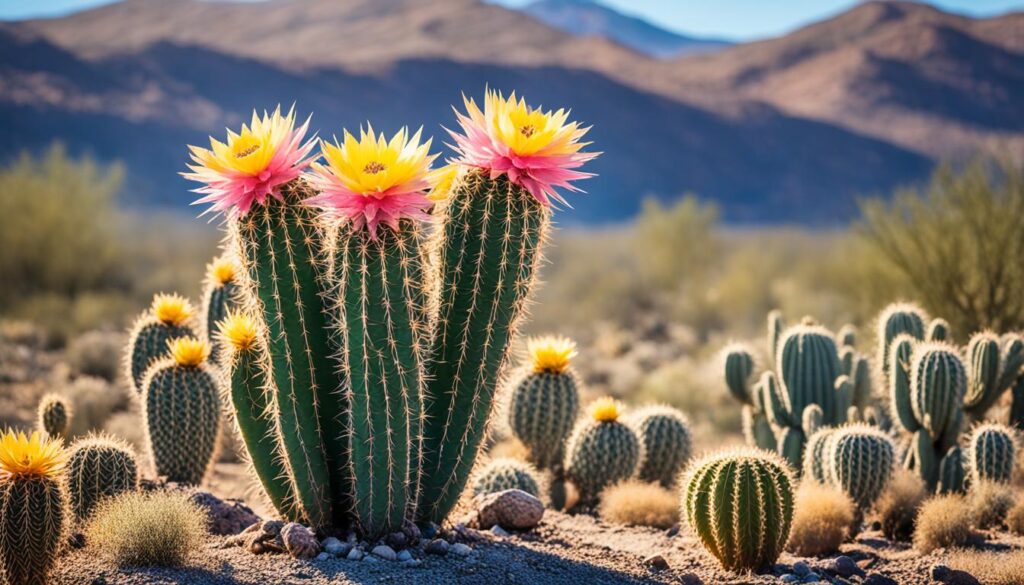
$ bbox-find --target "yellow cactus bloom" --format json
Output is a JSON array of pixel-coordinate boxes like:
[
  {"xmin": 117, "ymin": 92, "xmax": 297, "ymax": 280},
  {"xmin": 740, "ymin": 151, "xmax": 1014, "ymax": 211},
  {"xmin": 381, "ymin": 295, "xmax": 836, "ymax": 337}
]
[
  {"xmin": 207, "ymin": 256, "xmax": 238, "ymax": 286},
  {"xmin": 169, "ymin": 337, "xmax": 210, "ymax": 367},
  {"xmin": 313, "ymin": 126, "xmax": 436, "ymax": 199},
  {"xmin": 527, "ymin": 335, "xmax": 577, "ymax": 374},
  {"xmin": 151, "ymin": 293, "xmax": 194, "ymax": 326},
  {"xmin": 589, "ymin": 397, "xmax": 623, "ymax": 423},
  {"xmin": 473, "ymin": 90, "xmax": 587, "ymax": 158},
  {"xmin": 0, "ymin": 430, "xmax": 65, "ymax": 479},
  {"xmin": 217, "ymin": 311, "xmax": 259, "ymax": 352},
  {"xmin": 426, "ymin": 164, "xmax": 460, "ymax": 202}
]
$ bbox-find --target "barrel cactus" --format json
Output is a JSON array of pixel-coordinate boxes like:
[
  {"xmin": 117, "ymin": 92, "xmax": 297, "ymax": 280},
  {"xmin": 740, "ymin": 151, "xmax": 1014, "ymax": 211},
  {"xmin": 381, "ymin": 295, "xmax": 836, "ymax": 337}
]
[
  {"xmin": 201, "ymin": 255, "xmax": 240, "ymax": 364},
  {"xmin": 507, "ymin": 335, "xmax": 581, "ymax": 472},
  {"xmin": 625, "ymin": 405, "xmax": 692, "ymax": 488},
  {"xmin": 471, "ymin": 458, "xmax": 541, "ymax": 498},
  {"xmin": 0, "ymin": 430, "xmax": 68, "ymax": 585},
  {"xmin": 682, "ymin": 448, "xmax": 794, "ymax": 573},
  {"xmin": 828, "ymin": 423, "xmax": 895, "ymax": 512},
  {"xmin": 66, "ymin": 434, "xmax": 138, "ymax": 521},
  {"xmin": 802, "ymin": 427, "xmax": 836, "ymax": 484},
  {"xmin": 36, "ymin": 394, "xmax": 70, "ymax": 441},
  {"xmin": 140, "ymin": 337, "xmax": 221, "ymax": 485},
  {"xmin": 876, "ymin": 302, "xmax": 927, "ymax": 379},
  {"xmin": 564, "ymin": 398, "xmax": 641, "ymax": 506},
  {"xmin": 965, "ymin": 423, "xmax": 1017, "ymax": 485},
  {"xmin": 125, "ymin": 293, "xmax": 197, "ymax": 393}
]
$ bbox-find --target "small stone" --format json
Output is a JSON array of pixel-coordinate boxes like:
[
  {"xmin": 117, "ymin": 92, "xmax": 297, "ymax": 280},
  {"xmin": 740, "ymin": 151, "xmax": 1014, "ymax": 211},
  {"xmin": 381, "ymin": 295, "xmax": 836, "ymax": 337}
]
[
  {"xmin": 386, "ymin": 531, "xmax": 408, "ymax": 550},
  {"xmin": 401, "ymin": 519, "xmax": 422, "ymax": 545},
  {"xmin": 801, "ymin": 575, "xmax": 820, "ymax": 583},
  {"xmin": 471, "ymin": 489, "xmax": 544, "ymax": 530},
  {"xmin": 397, "ymin": 549, "xmax": 413, "ymax": 562},
  {"xmin": 643, "ymin": 554, "xmax": 669, "ymax": 571},
  {"xmin": 863, "ymin": 575, "xmax": 899, "ymax": 585},
  {"xmin": 666, "ymin": 524, "xmax": 680, "ymax": 537},
  {"xmin": 322, "ymin": 537, "xmax": 345, "ymax": 556},
  {"xmin": 419, "ymin": 522, "xmax": 440, "ymax": 540},
  {"xmin": 363, "ymin": 555, "xmax": 379, "ymax": 563},
  {"xmin": 346, "ymin": 548, "xmax": 364, "ymax": 561},
  {"xmin": 281, "ymin": 523, "xmax": 320, "ymax": 559},
  {"xmin": 793, "ymin": 561, "xmax": 811, "ymax": 577},
  {"xmin": 425, "ymin": 538, "xmax": 450, "ymax": 555},
  {"xmin": 371, "ymin": 544, "xmax": 397, "ymax": 561},
  {"xmin": 315, "ymin": 552, "xmax": 330, "ymax": 562},
  {"xmin": 490, "ymin": 525, "xmax": 511, "ymax": 537},
  {"xmin": 932, "ymin": 565, "xmax": 952, "ymax": 580},
  {"xmin": 451, "ymin": 542, "xmax": 473, "ymax": 557},
  {"xmin": 831, "ymin": 556, "xmax": 864, "ymax": 578},
  {"xmin": 678, "ymin": 574, "xmax": 702, "ymax": 585},
  {"xmin": 403, "ymin": 559, "xmax": 423, "ymax": 567},
  {"xmin": 780, "ymin": 576, "xmax": 799, "ymax": 584},
  {"xmin": 931, "ymin": 564, "xmax": 981, "ymax": 585},
  {"xmin": 870, "ymin": 520, "xmax": 882, "ymax": 531},
  {"xmin": 188, "ymin": 491, "xmax": 259, "ymax": 536}
]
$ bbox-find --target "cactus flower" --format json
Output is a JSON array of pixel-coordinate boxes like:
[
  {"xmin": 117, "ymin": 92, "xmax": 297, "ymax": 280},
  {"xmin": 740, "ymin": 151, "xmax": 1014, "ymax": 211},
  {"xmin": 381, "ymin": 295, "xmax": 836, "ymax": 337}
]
[
  {"xmin": 169, "ymin": 337, "xmax": 211, "ymax": 367},
  {"xmin": 217, "ymin": 310, "xmax": 259, "ymax": 352},
  {"xmin": 306, "ymin": 125, "xmax": 438, "ymax": 238},
  {"xmin": 448, "ymin": 89, "xmax": 599, "ymax": 206},
  {"xmin": 152, "ymin": 293, "xmax": 194, "ymax": 326},
  {"xmin": 185, "ymin": 105, "xmax": 316, "ymax": 217},
  {"xmin": 0, "ymin": 430, "xmax": 65, "ymax": 479},
  {"xmin": 589, "ymin": 396, "xmax": 623, "ymax": 423},
  {"xmin": 207, "ymin": 256, "xmax": 238, "ymax": 286},
  {"xmin": 527, "ymin": 335, "xmax": 577, "ymax": 374}
]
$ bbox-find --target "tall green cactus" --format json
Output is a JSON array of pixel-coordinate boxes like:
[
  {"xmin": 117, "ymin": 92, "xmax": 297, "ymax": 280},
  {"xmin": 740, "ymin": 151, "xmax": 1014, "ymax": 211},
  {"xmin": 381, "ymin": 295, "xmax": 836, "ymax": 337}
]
[
  {"xmin": 682, "ymin": 448, "xmax": 794, "ymax": 573},
  {"xmin": 66, "ymin": 434, "xmax": 138, "ymax": 521},
  {"xmin": 625, "ymin": 405, "xmax": 692, "ymax": 488},
  {"xmin": 966, "ymin": 423, "xmax": 1017, "ymax": 484},
  {"xmin": 471, "ymin": 458, "xmax": 541, "ymax": 498},
  {"xmin": 828, "ymin": 423, "xmax": 895, "ymax": 512},
  {"xmin": 201, "ymin": 255, "xmax": 240, "ymax": 364},
  {"xmin": 937, "ymin": 446, "xmax": 965, "ymax": 494},
  {"xmin": 36, "ymin": 394, "xmax": 70, "ymax": 441},
  {"xmin": 125, "ymin": 293, "xmax": 197, "ymax": 393},
  {"xmin": 724, "ymin": 344, "xmax": 776, "ymax": 451},
  {"xmin": 876, "ymin": 302, "xmax": 927, "ymax": 379},
  {"xmin": 564, "ymin": 398, "xmax": 640, "ymax": 506},
  {"xmin": 141, "ymin": 337, "xmax": 221, "ymax": 486}
]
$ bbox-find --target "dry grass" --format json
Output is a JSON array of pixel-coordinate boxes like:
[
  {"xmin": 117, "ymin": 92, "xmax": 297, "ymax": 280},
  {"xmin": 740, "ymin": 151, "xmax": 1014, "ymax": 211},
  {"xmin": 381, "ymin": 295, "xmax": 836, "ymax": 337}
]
[
  {"xmin": 914, "ymin": 495, "xmax": 976, "ymax": 552},
  {"xmin": 86, "ymin": 491, "xmax": 207, "ymax": 567},
  {"xmin": 598, "ymin": 480, "xmax": 679, "ymax": 529},
  {"xmin": 970, "ymin": 481, "xmax": 1017, "ymax": 529},
  {"xmin": 1009, "ymin": 495, "xmax": 1024, "ymax": 535},
  {"xmin": 60, "ymin": 376, "xmax": 130, "ymax": 438},
  {"xmin": 948, "ymin": 550, "xmax": 1024, "ymax": 585},
  {"xmin": 876, "ymin": 468, "xmax": 927, "ymax": 542},
  {"xmin": 786, "ymin": 481, "xmax": 855, "ymax": 556},
  {"xmin": 66, "ymin": 330, "xmax": 124, "ymax": 382}
]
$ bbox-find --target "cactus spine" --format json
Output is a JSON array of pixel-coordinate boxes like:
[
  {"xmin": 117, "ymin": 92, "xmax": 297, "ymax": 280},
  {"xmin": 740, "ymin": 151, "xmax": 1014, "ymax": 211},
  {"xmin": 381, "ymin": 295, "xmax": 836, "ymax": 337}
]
[
  {"xmin": 471, "ymin": 458, "xmax": 541, "ymax": 498},
  {"xmin": 125, "ymin": 293, "xmax": 197, "ymax": 393},
  {"xmin": 141, "ymin": 337, "xmax": 222, "ymax": 485},
  {"xmin": 37, "ymin": 394, "xmax": 70, "ymax": 440},
  {"xmin": 626, "ymin": 405, "xmax": 692, "ymax": 488},
  {"xmin": 828, "ymin": 424, "xmax": 895, "ymax": 512},
  {"xmin": 564, "ymin": 398, "xmax": 641, "ymax": 505},
  {"xmin": 682, "ymin": 448, "xmax": 794, "ymax": 573},
  {"xmin": 966, "ymin": 423, "xmax": 1017, "ymax": 484},
  {"xmin": 877, "ymin": 302, "xmax": 927, "ymax": 379},
  {"xmin": 202, "ymin": 255, "xmax": 240, "ymax": 364},
  {"xmin": 65, "ymin": 434, "xmax": 138, "ymax": 521}
]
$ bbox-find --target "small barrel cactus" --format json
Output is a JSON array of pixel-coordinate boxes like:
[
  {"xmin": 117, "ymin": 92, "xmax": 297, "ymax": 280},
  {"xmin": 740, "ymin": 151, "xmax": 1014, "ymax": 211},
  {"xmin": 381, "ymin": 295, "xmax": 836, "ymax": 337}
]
[
  {"xmin": 564, "ymin": 398, "xmax": 641, "ymax": 506},
  {"xmin": 201, "ymin": 255, "xmax": 240, "ymax": 364},
  {"xmin": 471, "ymin": 458, "xmax": 541, "ymax": 498},
  {"xmin": 625, "ymin": 405, "xmax": 692, "ymax": 488},
  {"xmin": 876, "ymin": 302, "xmax": 927, "ymax": 378},
  {"xmin": 966, "ymin": 423, "xmax": 1017, "ymax": 485},
  {"xmin": 141, "ymin": 337, "xmax": 222, "ymax": 485},
  {"xmin": 828, "ymin": 423, "xmax": 895, "ymax": 512},
  {"xmin": 0, "ymin": 430, "xmax": 68, "ymax": 585},
  {"xmin": 927, "ymin": 318, "xmax": 950, "ymax": 342},
  {"xmin": 937, "ymin": 446, "xmax": 966, "ymax": 494},
  {"xmin": 507, "ymin": 336, "xmax": 581, "ymax": 472},
  {"xmin": 36, "ymin": 394, "xmax": 71, "ymax": 440},
  {"xmin": 682, "ymin": 448, "xmax": 794, "ymax": 573},
  {"xmin": 125, "ymin": 293, "xmax": 197, "ymax": 393},
  {"xmin": 66, "ymin": 434, "xmax": 138, "ymax": 521}
]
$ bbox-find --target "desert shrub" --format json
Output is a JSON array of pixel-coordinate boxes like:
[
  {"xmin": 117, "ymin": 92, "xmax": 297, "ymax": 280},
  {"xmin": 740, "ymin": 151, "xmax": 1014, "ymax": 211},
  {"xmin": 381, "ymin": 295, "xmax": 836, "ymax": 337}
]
[
  {"xmin": 87, "ymin": 491, "xmax": 207, "ymax": 567},
  {"xmin": 969, "ymin": 481, "xmax": 1017, "ymax": 529},
  {"xmin": 60, "ymin": 376, "xmax": 130, "ymax": 437},
  {"xmin": 1008, "ymin": 496, "xmax": 1024, "ymax": 535},
  {"xmin": 598, "ymin": 480, "xmax": 678, "ymax": 529},
  {"xmin": 949, "ymin": 550, "xmax": 1024, "ymax": 585},
  {"xmin": 786, "ymin": 481, "xmax": 854, "ymax": 556},
  {"xmin": 102, "ymin": 411, "xmax": 146, "ymax": 454},
  {"xmin": 914, "ymin": 495, "xmax": 975, "ymax": 552},
  {"xmin": 877, "ymin": 468, "xmax": 928, "ymax": 542},
  {"xmin": 67, "ymin": 330, "xmax": 124, "ymax": 382}
]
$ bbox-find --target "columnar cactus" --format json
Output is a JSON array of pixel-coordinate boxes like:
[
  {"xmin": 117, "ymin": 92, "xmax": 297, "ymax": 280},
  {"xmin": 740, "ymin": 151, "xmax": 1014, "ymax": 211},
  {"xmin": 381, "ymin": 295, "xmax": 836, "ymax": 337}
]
[
  {"xmin": 876, "ymin": 302, "xmax": 927, "ymax": 379},
  {"xmin": 471, "ymin": 458, "xmax": 541, "ymax": 498},
  {"xmin": 937, "ymin": 446, "xmax": 965, "ymax": 494},
  {"xmin": 36, "ymin": 394, "xmax": 70, "ymax": 440},
  {"xmin": 966, "ymin": 423, "xmax": 1017, "ymax": 484},
  {"xmin": 803, "ymin": 427, "xmax": 836, "ymax": 484},
  {"xmin": 625, "ymin": 405, "xmax": 692, "ymax": 488},
  {"xmin": 141, "ymin": 337, "xmax": 221, "ymax": 485},
  {"xmin": 838, "ymin": 324, "xmax": 857, "ymax": 348},
  {"xmin": 507, "ymin": 336, "xmax": 581, "ymax": 471},
  {"xmin": 201, "ymin": 255, "xmax": 240, "ymax": 364},
  {"xmin": 66, "ymin": 434, "xmax": 138, "ymax": 521},
  {"xmin": 964, "ymin": 332, "xmax": 1024, "ymax": 421},
  {"xmin": 723, "ymin": 344, "xmax": 776, "ymax": 451},
  {"xmin": 767, "ymin": 310, "xmax": 785, "ymax": 367},
  {"xmin": 0, "ymin": 430, "xmax": 67, "ymax": 585},
  {"xmin": 564, "ymin": 398, "xmax": 641, "ymax": 506},
  {"xmin": 125, "ymin": 293, "xmax": 197, "ymax": 393},
  {"xmin": 927, "ymin": 318, "xmax": 951, "ymax": 342},
  {"xmin": 682, "ymin": 448, "xmax": 794, "ymax": 573},
  {"xmin": 828, "ymin": 423, "xmax": 895, "ymax": 512}
]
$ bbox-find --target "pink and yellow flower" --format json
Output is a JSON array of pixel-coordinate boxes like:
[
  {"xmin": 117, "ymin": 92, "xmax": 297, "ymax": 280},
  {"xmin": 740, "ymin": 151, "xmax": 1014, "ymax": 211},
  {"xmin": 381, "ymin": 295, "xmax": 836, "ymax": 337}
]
[
  {"xmin": 448, "ymin": 89, "xmax": 599, "ymax": 206},
  {"xmin": 185, "ymin": 105, "xmax": 316, "ymax": 217},
  {"xmin": 305, "ymin": 125, "xmax": 438, "ymax": 238}
]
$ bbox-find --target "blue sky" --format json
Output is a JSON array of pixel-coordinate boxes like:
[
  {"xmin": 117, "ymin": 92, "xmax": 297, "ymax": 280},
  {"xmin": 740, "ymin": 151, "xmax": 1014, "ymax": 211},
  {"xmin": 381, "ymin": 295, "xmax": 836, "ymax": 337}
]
[{"xmin": 2, "ymin": 0, "xmax": 1022, "ymax": 40}]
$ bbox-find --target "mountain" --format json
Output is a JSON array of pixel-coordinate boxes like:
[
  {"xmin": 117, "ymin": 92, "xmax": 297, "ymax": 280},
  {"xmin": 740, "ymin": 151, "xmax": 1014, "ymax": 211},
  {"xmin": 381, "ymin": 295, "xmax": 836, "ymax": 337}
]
[
  {"xmin": 3, "ymin": 0, "xmax": 1021, "ymax": 225},
  {"xmin": 522, "ymin": 0, "xmax": 731, "ymax": 58}
]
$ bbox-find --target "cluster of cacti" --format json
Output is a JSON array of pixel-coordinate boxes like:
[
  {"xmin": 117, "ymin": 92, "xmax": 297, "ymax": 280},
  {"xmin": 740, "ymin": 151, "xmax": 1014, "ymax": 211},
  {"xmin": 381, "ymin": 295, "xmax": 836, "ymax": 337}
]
[
  {"xmin": 564, "ymin": 398, "xmax": 641, "ymax": 506},
  {"xmin": 682, "ymin": 448, "xmax": 794, "ymax": 573},
  {"xmin": 36, "ymin": 394, "xmax": 70, "ymax": 440},
  {"xmin": 964, "ymin": 331, "xmax": 1024, "ymax": 421},
  {"xmin": 201, "ymin": 255, "xmax": 240, "ymax": 364},
  {"xmin": 876, "ymin": 303, "xmax": 927, "ymax": 379},
  {"xmin": 66, "ymin": 434, "xmax": 139, "ymax": 521},
  {"xmin": 965, "ymin": 423, "xmax": 1017, "ymax": 485},
  {"xmin": 625, "ymin": 405, "xmax": 692, "ymax": 488},
  {"xmin": 125, "ymin": 293, "xmax": 197, "ymax": 393},
  {"xmin": 471, "ymin": 458, "xmax": 541, "ymax": 498},
  {"xmin": 722, "ymin": 343, "xmax": 775, "ymax": 451}
]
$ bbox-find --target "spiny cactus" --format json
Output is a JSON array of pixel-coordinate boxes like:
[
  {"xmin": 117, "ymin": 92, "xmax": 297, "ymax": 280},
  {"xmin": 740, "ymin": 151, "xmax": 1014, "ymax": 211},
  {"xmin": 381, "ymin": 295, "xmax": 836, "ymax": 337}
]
[
  {"xmin": 850, "ymin": 354, "xmax": 873, "ymax": 410},
  {"xmin": 767, "ymin": 310, "xmax": 785, "ymax": 367},
  {"xmin": 125, "ymin": 293, "xmax": 197, "ymax": 393},
  {"xmin": 966, "ymin": 423, "xmax": 1017, "ymax": 485},
  {"xmin": 682, "ymin": 448, "xmax": 794, "ymax": 573},
  {"xmin": 0, "ymin": 430, "xmax": 68, "ymax": 585},
  {"xmin": 876, "ymin": 302, "xmax": 927, "ymax": 379},
  {"xmin": 625, "ymin": 405, "xmax": 692, "ymax": 488},
  {"xmin": 507, "ymin": 336, "xmax": 581, "ymax": 472},
  {"xmin": 564, "ymin": 398, "xmax": 641, "ymax": 506},
  {"xmin": 201, "ymin": 255, "xmax": 240, "ymax": 364},
  {"xmin": 66, "ymin": 434, "xmax": 138, "ymax": 521},
  {"xmin": 937, "ymin": 446, "xmax": 965, "ymax": 494},
  {"xmin": 828, "ymin": 423, "xmax": 895, "ymax": 512},
  {"xmin": 141, "ymin": 337, "xmax": 221, "ymax": 485},
  {"xmin": 803, "ymin": 428, "xmax": 836, "ymax": 484},
  {"xmin": 927, "ymin": 318, "xmax": 951, "ymax": 342},
  {"xmin": 838, "ymin": 324, "xmax": 857, "ymax": 348},
  {"xmin": 471, "ymin": 458, "xmax": 541, "ymax": 498},
  {"xmin": 741, "ymin": 404, "xmax": 777, "ymax": 451},
  {"xmin": 965, "ymin": 332, "xmax": 1003, "ymax": 419},
  {"xmin": 724, "ymin": 344, "xmax": 775, "ymax": 451},
  {"xmin": 839, "ymin": 346, "xmax": 856, "ymax": 377},
  {"xmin": 36, "ymin": 394, "xmax": 70, "ymax": 440}
]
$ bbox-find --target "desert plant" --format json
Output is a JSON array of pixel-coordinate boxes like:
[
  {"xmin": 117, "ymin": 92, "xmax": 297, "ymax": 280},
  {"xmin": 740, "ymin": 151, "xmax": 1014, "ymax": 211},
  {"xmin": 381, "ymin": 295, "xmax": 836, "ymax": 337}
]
[
  {"xmin": 140, "ymin": 337, "xmax": 221, "ymax": 485},
  {"xmin": 786, "ymin": 481, "xmax": 854, "ymax": 556},
  {"xmin": 828, "ymin": 423, "xmax": 895, "ymax": 514},
  {"xmin": 86, "ymin": 491, "xmax": 206, "ymax": 567},
  {"xmin": 938, "ymin": 446, "xmax": 967, "ymax": 494},
  {"xmin": 876, "ymin": 302, "xmax": 927, "ymax": 379},
  {"xmin": 969, "ymin": 480, "xmax": 1016, "ymax": 529},
  {"xmin": 722, "ymin": 343, "xmax": 775, "ymax": 451},
  {"xmin": 66, "ymin": 434, "xmax": 138, "ymax": 521},
  {"xmin": 598, "ymin": 480, "xmax": 678, "ymax": 529},
  {"xmin": 125, "ymin": 293, "xmax": 197, "ymax": 393},
  {"xmin": 625, "ymin": 405, "xmax": 692, "ymax": 488},
  {"xmin": 507, "ymin": 335, "xmax": 581, "ymax": 472},
  {"xmin": 0, "ymin": 430, "xmax": 68, "ymax": 585},
  {"xmin": 914, "ymin": 494, "xmax": 975, "ymax": 552},
  {"xmin": 966, "ymin": 423, "xmax": 1017, "ymax": 485},
  {"xmin": 67, "ymin": 330, "xmax": 123, "ymax": 382},
  {"xmin": 59, "ymin": 376, "xmax": 128, "ymax": 438},
  {"xmin": 802, "ymin": 427, "xmax": 836, "ymax": 484},
  {"xmin": 200, "ymin": 255, "xmax": 240, "ymax": 364},
  {"xmin": 928, "ymin": 318, "xmax": 951, "ymax": 342},
  {"xmin": 36, "ymin": 394, "xmax": 70, "ymax": 440},
  {"xmin": 838, "ymin": 324, "xmax": 857, "ymax": 348},
  {"xmin": 564, "ymin": 398, "xmax": 641, "ymax": 506},
  {"xmin": 964, "ymin": 332, "xmax": 1024, "ymax": 421},
  {"xmin": 877, "ymin": 467, "xmax": 928, "ymax": 541},
  {"xmin": 1008, "ymin": 496, "xmax": 1024, "ymax": 535},
  {"xmin": 948, "ymin": 550, "xmax": 1024, "ymax": 585},
  {"xmin": 682, "ymin": 448, "xmax": 794, "ymax": 573},
  {"xmin": 471, "ymin": 458, "xmax": 541, "ymax": 498}
]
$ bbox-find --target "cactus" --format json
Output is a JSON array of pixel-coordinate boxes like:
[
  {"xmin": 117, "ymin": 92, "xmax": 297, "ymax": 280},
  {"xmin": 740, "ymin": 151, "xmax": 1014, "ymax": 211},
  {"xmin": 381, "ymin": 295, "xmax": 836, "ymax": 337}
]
[
  {"xmin": 66, "ymin": 434, "xmax": 138, "ymax": 521},
  {"xmin": 828, "ymin": 423, "xmax": 895, "ymax": 512},
  {"xmin": 471, "ymin": 458, "xmax": 541, "ymax": 498},
  {"xmin": 682, "ymin": 448, "xmax": 794, "ymax": 573},
  {"xmin": 125, "ymin": 293, "xmax": 197, "ymax": 393},
  {"xmin": 141, "ymin": 337, "xmax": 221, "ymax": 485},
  {"xmin": 0, "ymin": 430, "xmax": 67, "ymax": 585},
  {"xmin": 723, "ymin": 344, "xmax": 756, "ymax": 404},
  {"xmin": 564, "ymin": 398, "xmax": 641, "ymax": 506},
  {"xmin": 36, "ymin": 394, "xmax": 70, "ymax": 440},
  {"xmin": 625, "ymin": 405, "xmax": 692, "ymax": 488},
  {"xmin": 803, "ymin": 428, "xmax": 836, "ymax": 484},
  {"xmin": 201, "ymin": 255, "xmax": 240, "ymax": 364},
  {"xmin": 876, "ymin": 302, "xmax": 927, "ymax": 379},
  {"xmin": 839, "ymin": 346, "xmax": 856, "ymax": 377},
  {"xmin": 1012, "ymin": 376, "xmax": 1024, "ymax": 430},
  {"xmin": 927, "ymin": 318, "xmax": 951, "ymax": 342},
  {"xmin": 964, "ymin": 332, "xmax": 1003, "ymax": 419},
  {"xmin": 767, "ymin": 310, "xmax": 785, "ymax": 367},
  {"xmin": 850, "ymin": 354, "xmax": 873, "ymax": 410},
  {"xmin": 937, "ymin": 446, "xmax": 966, "ymax": 494},
  {"xmin": 838, "ymin": 324, "xmax": 857, "ymax": 348},
  {"xmin": 966, "ymin": 423, "xmax": 1017, "ymax": 484},
  {"xmin": 741, "ymin": 404, "xmax": 777, "ymax": 451},
  {"xmin": 507, "ymin": 336, "xmax": 581, "ymax": 472}
]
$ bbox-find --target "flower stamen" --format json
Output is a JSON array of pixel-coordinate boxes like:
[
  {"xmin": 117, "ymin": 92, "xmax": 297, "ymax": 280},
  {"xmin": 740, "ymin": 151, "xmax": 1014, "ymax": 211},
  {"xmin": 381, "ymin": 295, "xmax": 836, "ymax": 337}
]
[{"xmin": 363, "ymin": 161, "xmax": 387, "ymax": 175}]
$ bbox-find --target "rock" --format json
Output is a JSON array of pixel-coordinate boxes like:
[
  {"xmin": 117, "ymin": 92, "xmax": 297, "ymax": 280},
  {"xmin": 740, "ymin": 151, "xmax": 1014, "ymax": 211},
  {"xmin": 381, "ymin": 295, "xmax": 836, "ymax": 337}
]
[
  {"xmin": 666, "ymin": 524, "xmax": 680, "ymax": 537},
  {"xmin": 419, "ymin": 522, "xmax": 440, "ymax": 540},
  {"xmin": 643, "ymin": 554, "xmax": 669, "ymax": 571},
  {"xmin": 801, "ymin": 575, "xmax": 820, "ymax": 583},
  {"xmin": 321, "ymin": 537, "xmax": 345, "ymax": 556},
  {"xmin": 397, "ymin": 549, "xmax": 413, "ymax": 562},
  {"xmin": 491, "ymin": 525, "xmax": 511, "ymax": 537},
  {"xmin": 425, "ymin": 538, "xmax": 450, "ymax": 556},
  {"xmin": 471, "ymin": 489, "xmax": 544, "ymax": 531},
  {"xmin": 402, "ymin": 559, "xmax": 423, "ymax": 568},
  {"xmin": 371, "ymin": 544, "xmax": 397, "ymax": 561},
  {"xmin": 780, "ymin": 576, "xmax": 799, "ymax": 584},
  {"xmin": 315, "ymin": 552, "xmax": 330, "ymax": 562},
  {"xmin": 188, "ymin": 490, "xmax": 260, "ymax": 536},
  {"xmin": 281, "ymin": 523, "xmax": 320, "ymax": 559},
  {"xmin": 792, "ymin": 561, "xmax": 811, "ymax": 577},
  {"xmin": 863, "ymin": 575, "xmax": 899, "ymax": 585},
  {"xmin": 346, "ymin": 548, "xmax": 364, "ymax": 561},
  {"xmin": 678, "ymin": 574, "xmax": 702, "ymax": 585},
  {"xmin": 401, "ymin": 519, "xmax": 422, "ymax": 545},
  {"xmin": 386, "ymin": 531, "xmax": 408, "ymax": 550},
  {"xmin": 932, "ymin": 564, "xmax": 981, "ymax": 585},
  {"xmin": 830, "ymin": 556, "xmax": 864, "ymax": 578},
  {"xmin": 451, "ymin": 542, "xmax": 473, "ymax": 557},
  {"xmin": 453, "ymin": 523, "xmax": 486, "ymax": 542},
  {"xmin": 240, "ymin": 520, "xmax": 285, "ymax": 555},
  {"xmin": 363, "ymin": 555, "xmax": 379, "ymax": 563}
]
